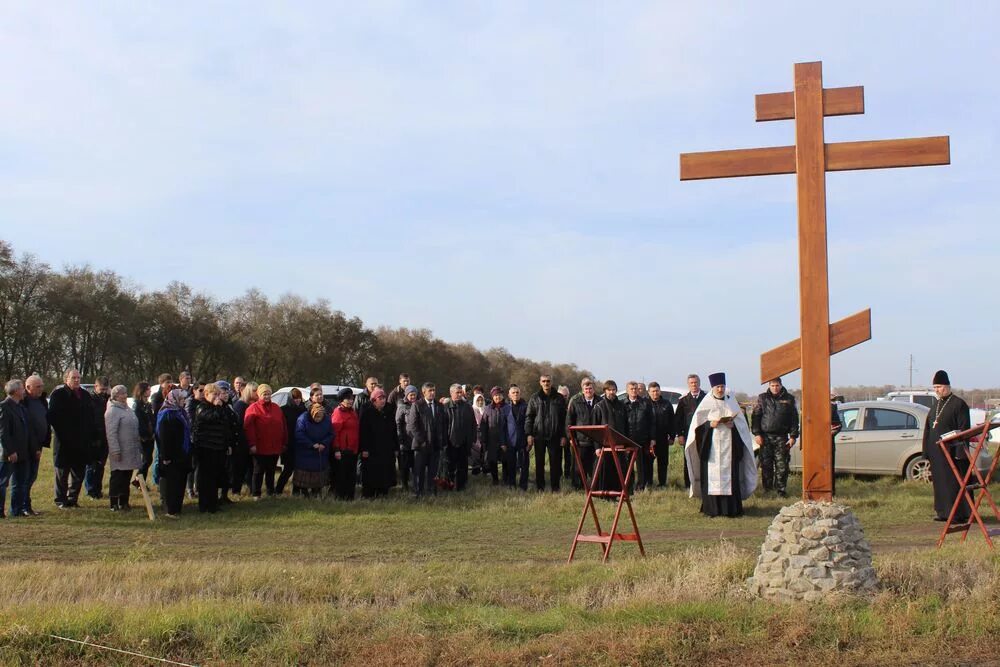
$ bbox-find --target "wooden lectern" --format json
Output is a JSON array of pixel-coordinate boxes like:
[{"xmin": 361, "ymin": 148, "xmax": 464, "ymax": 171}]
[
  {"xmin": 567, "ymin": 425, "xmax": 645, "ymax": 563},
  {"xmin": 936, "ymin": 421, "xmax": 1000, "ymax": 549}
]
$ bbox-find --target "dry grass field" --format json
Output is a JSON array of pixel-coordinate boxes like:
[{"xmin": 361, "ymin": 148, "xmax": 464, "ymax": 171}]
[{"xmin": 3, "ymin": 448, "xmax": 999, "ymax": 666}]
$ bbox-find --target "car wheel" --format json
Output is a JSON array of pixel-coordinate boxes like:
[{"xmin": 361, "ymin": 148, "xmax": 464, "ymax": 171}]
[{"xmin": 904, "ymin": 455, "xmax": 932, "ymax": 482}]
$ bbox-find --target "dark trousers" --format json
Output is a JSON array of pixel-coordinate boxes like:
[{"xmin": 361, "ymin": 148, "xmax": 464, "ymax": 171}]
[
  {"xmin": 398, "ymin": 449, "xmax": 413, "ymax": 488},
  {"xmin": 252, "ymin": 454, "xmax": 279, "ymax": 497},
  {"xmin": 108, "ymin": 469, "xmax": 133, "ymax": 508},
  {"xmin": 26, "ymin": 454, "xmax": 40, "ymax": 512},
  {"xmin": 575, "ymin": 446, "xmax": 596, "ymax": 489},
  {"xmin": 412, "ymin": 447, "xmax": 438, "ymax": 497},
  {"xmin": 516, "ymin": 447, "xmax": 530, "ymax": 490},
  {"xmin": 138, "ymin": 440, "xmax": 154, "ymax": 480},
  {"xmin": 760, "ymin": 433, "xmax": 791, "ymax": 493},
  {"xmin": 197, "ymin": 449, "xmax": 227, "ymax": 512},
  {"xmin": 501, "ymin": 447, "xmax": 516, "ymax": 487},
  {"xmin": 229, "ymin": 448, "xmax": 250, "ymax": 495},
  {"xmin": 0, "ymin": 459, "xmax": 31, "ymax": 516},
  {"xmin": 563, "ymin": 442, "xmax": 574, "ymax": 483},
  {"xmin": 159, "ymin": 461, "xmax": 188, "ymax": 515},
  {"xmin": 448, "ymin": 445, "xmax": 469, "ymax": 491},
  {"xmin": 275, "ymin": 452, "xmax": 295, "ymax": 494},
  {"xmin": 534, "ymin": 439, "xmax": 562, "ymax": 491},
  {"xmin": 334, "ymin": 451, "xmax": 357, "ymax": 500},
  {"xmin": 186, "ymin": 455, "xmax": 198, "ymax": 496},
  {"xmin": 654, "ymin": 441, "xmax": 670, "ymax": 486},
  {"xmin": 85, "ymin": 456, "xmax": 106, "ymax": 498},
  {"xmin": 54, "ymin": 463, "xmax": 85, "ymax": 506},
  {"xmin": 636, "ymin": 443, "xmax": 654, "ymax": 490}
]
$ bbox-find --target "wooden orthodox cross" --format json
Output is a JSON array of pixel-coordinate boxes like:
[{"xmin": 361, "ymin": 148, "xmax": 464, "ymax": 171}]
[{"xmin": 680, "ymin": 61, "xmax": 950, "ymax": 501}]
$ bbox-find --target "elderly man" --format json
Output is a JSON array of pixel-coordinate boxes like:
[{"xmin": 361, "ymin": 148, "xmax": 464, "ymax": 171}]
[
  {"xmin": 525, "ymin": 374, "xmax": 568, "ymax": 492},
  {"xmin": 22, "ymin": 375, "xmax": 50, "ymax": 515},
  {"xmin": 48, "ymin": 369, "xmax": 95, "ymax": 508},
  {"xmin": 0, "ymin": 379, "xmax": 31, "ymax": 518},
  {"xmin": 444, "ymin": 383, "xmax": 477, "ymax": 491},
  {"xmin": 502, "ymin": 385, "xmax": 529, "ymax": 490},
  {"xmin": 406, "ymin": 382, "xmax": 448, "ymax": 497},
  {"xmin": 85, "ymin": 376, "xmax": 112, "ymax": 500},
  {"xmin": 674, "ymin": 374, "xmax": 707, "ymax": 488}
]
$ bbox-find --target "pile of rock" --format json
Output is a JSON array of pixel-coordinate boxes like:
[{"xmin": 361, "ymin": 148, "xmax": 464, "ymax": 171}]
[{"xmin": 748, "ymin": 501, "xmax": 877, "ymax": 602}]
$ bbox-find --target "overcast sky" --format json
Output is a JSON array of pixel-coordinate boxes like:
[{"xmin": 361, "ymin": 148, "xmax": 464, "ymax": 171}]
[{"xmin": 2, "ymin": 2, "xmax": 996, "ymax": 391}]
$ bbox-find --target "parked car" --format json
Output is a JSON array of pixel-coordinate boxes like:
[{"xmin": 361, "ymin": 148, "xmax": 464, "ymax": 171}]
[
  {"xmin": 790, "ymin": 400, "xmax": 992, "ymax": 482},
  {"xmin": 881, "ymin": 390, "xmax": 1000, "ymax": 444},
  {"xmin": 617, "ymin": 385, "xmax": 686, "ymax": 409},
  {"xmin": 271, "ymin": 385, "xmax": 363, "ymax": 407}
]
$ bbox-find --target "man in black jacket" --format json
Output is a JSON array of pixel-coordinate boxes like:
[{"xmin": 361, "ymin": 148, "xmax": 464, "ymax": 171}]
[
  {"xmin": 623, "ymin": 381, "xmax": 657, "ymax": 491},
  {"xmin": 0, "ymin": 379, "xmax": 31, "ymax": 518},
  {"xmin": 446, "ymin": 383, "xmax": 477, "ymax": 491},
  {"xmin": 674, "ymin": 374, "xmax": 706, "ymax": 488},
  {"xmin": 23, "ymin": 375, "xmax": 50, "ymax": 516},
  {"xmin": 85, "ymin": 377, "xmax": 111, "ymax": 500},
  {"xmin": 386, "ymin": 373, "xmax": 411, "ymax": 407},
  {"xmin": 406, "ymin": 383, "xmax": 448, "ymax": 497},
  {"xmin": 565, "ymin": 378, "xmax": 600, "ymax": 489},
  {"xmin": 525, "ymin": 374, "xmax": 568, "ymax": 492},
  {"xmin": 647, "ymin": 382, "xmax": 676, "ymax": 488},
  {"xmin": 751, "ymin": 377, "xmax": 800, "ymax": 497},
  {"xmin": 48, "ymin": 369, "xmax": 95, "ymax": 508}
]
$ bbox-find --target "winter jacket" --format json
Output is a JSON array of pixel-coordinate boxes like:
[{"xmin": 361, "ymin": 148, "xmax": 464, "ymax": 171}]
[
  {"xmin": 593, "ymin": 395, "xmax": 627, "ymax": 434},
  {"xmin": 133, "ymin": 398, "xmax": 155, "ymax": 445},
  {"xmin": 192, "ymin": 402, "xmax": 239, "ymax": 452},
  {"xmin": 566, "ymin": 393, "xmax": 600, "ymax": 446},
  {"xmin": 524, "ymin": 390, "xmax": 567, "ymax": 441},
  {"xmin": 446, "ymin": 399, "xmax": 477, "ymax": 450},
  {"xmin": 281, "ymin": 401, "xmax": 307, "ymax": 465},
  {"xmin": 105, "ymin": 400, "xmax": 143, "ymax": 471},
  {"xmin": 243, "ymin": 400, "xmax": 288, "ymax": 456},
  {"xmin": 649, "ymin": 396, "xmax": 676, "ymax": 443},
  {"xmin": 480, "ymin": 401, "xmax": 509, "ymax": 451},
  {"xmin": 23, "ymin": 394, "xmax": 51, "ymax": 454},
  {"xmin": 501, "ymin": 400, "xmax": 528, "ymax": 451},
  {"xmin": 406, "ymin": 398, "xmax": 448, "ymax": 452},
  {"xmin": 353, "ymin": 390, "xmax": 371, "ymax": 414},
  {"xmin": 331, "ymin": 405, "xmax": 360, "ymax": 454},
  {"xmin": 395, "ymin": 400, "xmax": 415, "ymax": 450},
  {"xmin": 47, "ymin": 385, "xmax": 95, "ymax": 468},
  {"xmin": 0, "ymin": 397, "xmax": 29, "ymax": 462},
  {"xmin": 294, "ymin": 412, "xmax": 333, "ymax": 472},
  {"xmin": 751, "ymin": 388, "xmax": 800, "ymax": 437},
  {"xmin": 360, "ymin": 403, "xmax": 398, "ymax": 490},
  {"xmin": 622, "ymin": 397, "xmax": 656, "ymax": 445}
]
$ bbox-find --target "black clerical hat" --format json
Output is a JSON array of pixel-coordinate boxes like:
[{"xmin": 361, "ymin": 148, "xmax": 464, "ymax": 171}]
[
  {"xmin": 932, "ymin": 370, "xmax": 950, "ymax": 386},
  {"xmin": 708, "ymin": 372, "xmax": 726, "ymax": 388}
]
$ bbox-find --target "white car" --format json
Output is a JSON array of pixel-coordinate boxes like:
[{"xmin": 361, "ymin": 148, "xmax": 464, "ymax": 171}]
[{"xmin": 271, "ymin": 385, "xmax": 363, "ymax": 407}]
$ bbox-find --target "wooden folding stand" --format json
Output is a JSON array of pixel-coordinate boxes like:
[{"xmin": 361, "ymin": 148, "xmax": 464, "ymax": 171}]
[
  {"xmin": 936, "ymin": 420, "xmax": 1000, "ymax": 548},
  {"xmin": 566, "ymin": 425, "xmax": 645, "ymax": 563}
]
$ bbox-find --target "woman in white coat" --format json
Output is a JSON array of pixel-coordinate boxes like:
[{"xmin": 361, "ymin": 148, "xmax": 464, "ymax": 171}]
[{"xmin": 105, "ymin": 384, "xmax": 143, "ymax": 511}]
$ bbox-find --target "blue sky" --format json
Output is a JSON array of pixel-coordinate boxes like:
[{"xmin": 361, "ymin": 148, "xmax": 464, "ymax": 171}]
[{"xmin": 1, "ymin": 2, "xmax": 996, "ymax": 391}]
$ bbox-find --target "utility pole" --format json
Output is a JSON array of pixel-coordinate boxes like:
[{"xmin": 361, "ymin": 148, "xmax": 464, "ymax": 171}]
[{"xmin": 908, "ymin": 354, "xmax": 917, "ymax": 388}]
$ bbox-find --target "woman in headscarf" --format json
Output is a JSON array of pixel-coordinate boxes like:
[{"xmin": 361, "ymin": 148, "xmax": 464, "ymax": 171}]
[
  {"xmin": 480, "ymin": 387, "xmax": 508, "ymax": 486},
  {"xmin": 471, "ymin": 392, "xmax": 488, "ymax": 476},
  {"xmin": 331, "ymin": 387, "xmax": 360, "ymax": 500},
  {"xmin": 359, "ymin": 387, "xmax": 398, "ymax": 498},
  {"xmin": 276, "ymin": 388, "xmax": 306, "ymax": 495},
  {"xmin": 243, "ymin": 383, "xmax": 287, "ymax": 499},
  {"xmin": 105, "ymin": 384, "xmax": 142, "ymax": 512},
  {"xmin": 294, "ymin": 402, "xmax": 333, "ymax": 497},
  {"xmin": 156, "ymin": 388, "xmax": 192, "ymax": 517},
  {"xmin": 394, "ymin": 385, "xmax": 419, "ymax": 490}
]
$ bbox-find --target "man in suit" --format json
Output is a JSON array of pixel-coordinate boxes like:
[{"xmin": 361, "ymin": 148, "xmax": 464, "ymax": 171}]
[
  {"xmin": 47, "ymin": 368, "xmax": 95, "ymax": 508},
  {"xmin": 0, "ymin": 379, "xmax": 31, "ymax": 518},
  {"xmin": 674, "ymin": 374, "xmax": 707, "ymax": 489},
  {"xmin": 406, "ymin": 382, "xmax": 448, "ymax": 497}
]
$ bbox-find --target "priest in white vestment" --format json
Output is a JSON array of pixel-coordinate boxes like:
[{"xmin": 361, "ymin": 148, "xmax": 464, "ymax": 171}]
[{"xmin": 684, "ymin": 372, "xmax": 757, "ymax": 517}]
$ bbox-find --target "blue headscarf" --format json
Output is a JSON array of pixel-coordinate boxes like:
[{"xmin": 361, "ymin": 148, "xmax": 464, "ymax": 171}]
[{"xmin": 156, "ymin": 388, "xmax": 191, "ymax": 455}]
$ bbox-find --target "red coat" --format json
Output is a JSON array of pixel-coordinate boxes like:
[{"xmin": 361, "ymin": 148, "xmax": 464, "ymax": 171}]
[
  {"xmin": 243, "ymin": 400, "xmax": 287, "ymax": 456},
  {"xmin": 332, "ymin": 405, "xmax": 360, "ymax": 454}
]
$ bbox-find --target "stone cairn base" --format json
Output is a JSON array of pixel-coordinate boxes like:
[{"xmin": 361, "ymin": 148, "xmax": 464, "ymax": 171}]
[{"xmin": 748, "ymin": 501, "xmax": 877, "ymax": 602}]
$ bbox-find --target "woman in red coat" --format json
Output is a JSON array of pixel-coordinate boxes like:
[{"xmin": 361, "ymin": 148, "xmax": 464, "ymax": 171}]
[
  {"xmin": 331, "ymin": 387, "xmax": 360, "ymax": 500},
  {"xmin": 243, "ymin": 383, "xmax": 287, "ymax": 499}
]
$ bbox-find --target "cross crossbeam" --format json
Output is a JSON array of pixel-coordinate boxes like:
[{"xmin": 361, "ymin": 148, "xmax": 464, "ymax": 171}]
[{"xmin": 679, "ymin": 61, "xmax": 950, "ymax": 501}]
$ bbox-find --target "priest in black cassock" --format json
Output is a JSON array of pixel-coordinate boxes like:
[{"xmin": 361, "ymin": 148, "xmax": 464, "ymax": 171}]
[
  {"xmin": 684, "ymin": 372, "xmax": 757, "ymax": 517},
  {"xmin": 922, "ymin": 370, "xmax": 972, "ymax": 523}
]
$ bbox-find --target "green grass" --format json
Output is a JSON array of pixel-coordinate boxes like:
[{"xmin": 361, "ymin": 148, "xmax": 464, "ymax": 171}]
[{"xmin": 3, "ymin": 447, "xmax": 1000, "ymax": 665}]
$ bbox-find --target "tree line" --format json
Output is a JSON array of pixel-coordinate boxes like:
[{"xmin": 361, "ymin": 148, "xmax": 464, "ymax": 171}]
[{"xmin": 0, "ymin": 240, "xmax": 590, "ymax": 391}]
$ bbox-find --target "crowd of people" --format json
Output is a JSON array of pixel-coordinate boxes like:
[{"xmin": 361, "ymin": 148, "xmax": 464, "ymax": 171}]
[{"xmin": 0, "ymin": 368, "xmax": 817, "ymax": 520}]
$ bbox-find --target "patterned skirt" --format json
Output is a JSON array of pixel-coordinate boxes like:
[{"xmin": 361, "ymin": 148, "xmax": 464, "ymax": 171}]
[{"xmin": 293, "ymin": 469, "xmax": 328, "ymax": 490}]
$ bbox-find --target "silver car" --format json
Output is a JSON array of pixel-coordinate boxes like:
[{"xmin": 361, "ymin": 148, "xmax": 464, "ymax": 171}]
[{"xmin": 789, "ymin": 400, "xmax": 992, "ymax": 482}]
